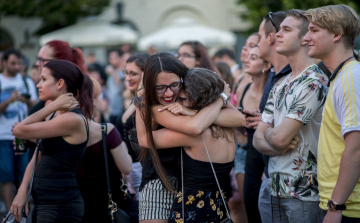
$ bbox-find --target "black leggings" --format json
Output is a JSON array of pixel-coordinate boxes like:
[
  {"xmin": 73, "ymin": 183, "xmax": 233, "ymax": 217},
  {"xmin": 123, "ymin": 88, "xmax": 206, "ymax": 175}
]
[{"xmin": 244, "ymin": 147, "xmax": 265, "ymax": 223}]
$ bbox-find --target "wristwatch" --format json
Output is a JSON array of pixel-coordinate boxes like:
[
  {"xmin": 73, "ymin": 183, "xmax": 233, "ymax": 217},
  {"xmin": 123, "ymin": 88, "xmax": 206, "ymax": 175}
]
[
  {"xmin": 327, "ymin": 199, "xmax": 346, "ymax": 211},
  {"xmin": 220, "ymin": 92, "xmax": 228, "ymax": 108}
]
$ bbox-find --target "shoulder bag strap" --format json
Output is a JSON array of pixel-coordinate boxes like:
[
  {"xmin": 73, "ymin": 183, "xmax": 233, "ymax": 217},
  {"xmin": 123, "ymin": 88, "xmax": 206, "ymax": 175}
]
[
  {"xmin": 181, "ymin": 148, "xmax": 185, "ymax": 222},
  {"xmin": 201, "ymin": 134, "xmax": 231, "ymax": 220},
  {"xmin": 100, "ymin": 123, "xmax": 112, "ymax": 194},
  {"xmin": 26, "ymin": 111, "xmax": 56, "ymax": 200},
  {"xmin": 26, "ymin": 139, "xmax": 41, "ymax": 201}
]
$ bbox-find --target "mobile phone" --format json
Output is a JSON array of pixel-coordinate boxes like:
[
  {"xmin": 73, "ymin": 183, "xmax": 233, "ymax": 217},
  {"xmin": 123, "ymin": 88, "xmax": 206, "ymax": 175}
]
[
  {"xmin": 21, "ymin": 93, "xmax": 31, "ymax": 99},
  {"xmin": 237, "ymin": 107, "xmax": 244, "ymax": 113}
]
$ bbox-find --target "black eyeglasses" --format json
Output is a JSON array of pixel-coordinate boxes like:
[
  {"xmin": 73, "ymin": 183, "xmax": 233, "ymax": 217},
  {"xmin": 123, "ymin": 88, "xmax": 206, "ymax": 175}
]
[
  {"xmin": 36, "ymin": 56, "xmax": 54, "ymax": 66},
  {"xmin": 155, "ymin": 78, "xmax": 183, "ymax": 94},
  {"xmin": 267, "ymin": 12, "xmax": 279, "ymax": 33},
  {"xmin": 175, "ymin": 53, "xmax": 196, "ymax": 59}
]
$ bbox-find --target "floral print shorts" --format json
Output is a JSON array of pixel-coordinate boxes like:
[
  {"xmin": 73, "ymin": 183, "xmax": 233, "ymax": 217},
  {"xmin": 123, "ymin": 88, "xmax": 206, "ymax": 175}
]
[{"xmin": 168, "ymin": 188, "xmax": 230, "ymax": 223}]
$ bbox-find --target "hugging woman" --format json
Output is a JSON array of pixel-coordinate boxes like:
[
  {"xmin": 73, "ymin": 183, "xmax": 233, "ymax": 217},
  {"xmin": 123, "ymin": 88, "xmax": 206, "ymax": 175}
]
[
  {"xmin": 11, "ymin": 59, "xmax": 93, "ymax": 223},
  {"xmin": 136, "ymin": 52, "xmax": 245, "ymax": 223}
]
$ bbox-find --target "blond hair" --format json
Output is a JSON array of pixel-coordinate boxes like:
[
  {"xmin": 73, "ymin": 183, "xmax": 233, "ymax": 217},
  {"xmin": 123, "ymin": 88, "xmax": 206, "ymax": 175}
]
[{"xmin": 305, "ymin": 4, "xmax": 360, "ymax": 49}]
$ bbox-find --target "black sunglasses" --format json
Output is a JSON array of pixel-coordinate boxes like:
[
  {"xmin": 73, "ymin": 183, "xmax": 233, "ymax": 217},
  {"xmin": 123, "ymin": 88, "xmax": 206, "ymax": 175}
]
[{"xmin": 267, "ymin": 12, "xmax": 279, "ymax": 33}]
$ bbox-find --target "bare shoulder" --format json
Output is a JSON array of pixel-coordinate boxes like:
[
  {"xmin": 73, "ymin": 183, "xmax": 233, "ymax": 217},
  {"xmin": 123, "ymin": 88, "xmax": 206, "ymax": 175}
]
[{"xmin": 106, "ymin": 123, "xmax": 115, "ymax": 134}]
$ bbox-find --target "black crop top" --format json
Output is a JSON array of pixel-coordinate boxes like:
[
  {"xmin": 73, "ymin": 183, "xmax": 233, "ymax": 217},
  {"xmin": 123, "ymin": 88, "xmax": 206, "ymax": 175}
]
[
  {"xmin": 179, "ymin": 149, "xmax": 233, "ymax": 192},
  {"xmin": 32, "ymin": 108, "xmax": 89, "ymax": 205},
  {"xmin": 139, "ymin": 125, "xmax": 181, "ymax": 191}
]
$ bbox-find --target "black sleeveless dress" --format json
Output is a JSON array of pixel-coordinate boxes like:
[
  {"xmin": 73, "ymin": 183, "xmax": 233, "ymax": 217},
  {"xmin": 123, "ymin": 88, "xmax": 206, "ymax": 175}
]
[
  {"xmin": 240, "ymin": 83, "xmax": 265, "ymax": 223},
  {"xmin": 32, "ymin": 109, "xmax": 88, "ymax": 206},
  {"xmin": 168, "ymin": 149, "xmax": 233, "ymax": 223}
]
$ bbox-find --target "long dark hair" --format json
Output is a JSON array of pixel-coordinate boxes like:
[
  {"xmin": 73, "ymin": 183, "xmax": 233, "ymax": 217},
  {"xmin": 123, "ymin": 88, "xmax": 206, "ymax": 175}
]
[
  {"xmin": 44, "ymin": 59, "xmax": 94, "ymax": 119},
  {"xmin": 140, "ymin": 52, "xmax": 188, "ymax": 192},
  {"xmin": 126, "ymin": 53, "xmax": 150, "ymax": 72},
  {"xmin": 179, "ymin": 41, "xmax": 217, "ymax": 72}
]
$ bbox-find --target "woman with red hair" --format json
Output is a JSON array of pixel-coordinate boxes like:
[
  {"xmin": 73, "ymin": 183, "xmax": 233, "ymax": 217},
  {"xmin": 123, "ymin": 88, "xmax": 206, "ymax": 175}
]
[{"xmin": 36, "ymin": 40, "xmax": 86, "ymax": 73}]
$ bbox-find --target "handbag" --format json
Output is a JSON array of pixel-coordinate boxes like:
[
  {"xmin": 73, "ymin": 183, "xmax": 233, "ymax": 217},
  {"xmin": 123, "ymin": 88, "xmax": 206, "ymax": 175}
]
[
  {"xmin": 100, "ymin": 123, "xmax": 131, "ymax": 223},
  {"xmin": 3, "ymin": 140, "xmax": 41, "ymax": 223},
  {"xmin": 180, "ymin": 134, "xmax": 233, "ymax": 223}
]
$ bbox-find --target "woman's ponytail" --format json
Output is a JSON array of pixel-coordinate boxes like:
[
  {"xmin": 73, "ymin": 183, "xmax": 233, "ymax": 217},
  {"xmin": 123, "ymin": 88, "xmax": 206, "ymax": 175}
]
[
  {"xmin": 78, "ymin": 74, "xmax": 94, "ymax": 119},
  {"xmin": 72, "ymin": 48, "xmax": 87, "ymax": 73}
]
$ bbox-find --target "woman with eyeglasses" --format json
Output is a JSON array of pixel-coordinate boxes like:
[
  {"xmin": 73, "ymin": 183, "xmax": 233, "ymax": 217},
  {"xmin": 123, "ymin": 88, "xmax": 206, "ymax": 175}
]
[
  {"xmin": 115, "ymin": 53, "xmax": 150, "ymax": 201},
  {"xmin": 137, "ymin": 68, "xmax": 240, "ymax": 223},
  {"xmin": 26, "ymin": 41, "xmax": 87, "ymax": 160},
  {"xmin": 135, "ymin": 52, "xmax": 245, "ymax": 223},
  {"xmin": 177, "ymin": 40, "xmax": 218, "ymax": 72}
]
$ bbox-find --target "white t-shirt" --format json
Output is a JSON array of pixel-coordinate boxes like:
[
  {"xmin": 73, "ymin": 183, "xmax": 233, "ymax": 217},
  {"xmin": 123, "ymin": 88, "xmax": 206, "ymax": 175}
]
[{"xmin": 0, "ymin": 73, "xmax": 38, "ymax": 140}]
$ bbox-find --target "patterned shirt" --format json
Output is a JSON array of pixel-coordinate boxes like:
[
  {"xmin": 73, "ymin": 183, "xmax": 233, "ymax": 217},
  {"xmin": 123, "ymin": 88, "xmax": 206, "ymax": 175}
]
[
  {"xmin": 318, "ymin": 61, "xmax": 360, "ymax": 217},
  {"xmin": 260, "ymin": 64, "xmax": 292, "ymax": 178},
  {"xmin": 261, "ymin": 64, "xmax": 328, "ymax": 201}
]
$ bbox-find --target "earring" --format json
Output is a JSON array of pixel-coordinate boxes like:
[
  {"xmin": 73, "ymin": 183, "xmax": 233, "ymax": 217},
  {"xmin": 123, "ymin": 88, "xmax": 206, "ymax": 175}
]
[{"xmin": 262, "ymin": 69, "xmax": 265, "ymax": 74}]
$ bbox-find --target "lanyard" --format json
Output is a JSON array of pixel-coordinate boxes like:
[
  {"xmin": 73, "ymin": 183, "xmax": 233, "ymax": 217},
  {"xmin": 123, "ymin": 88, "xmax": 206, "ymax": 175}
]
[{"xmin": 328, "ymin": 56, "xmax": 353, "ymax": 87}]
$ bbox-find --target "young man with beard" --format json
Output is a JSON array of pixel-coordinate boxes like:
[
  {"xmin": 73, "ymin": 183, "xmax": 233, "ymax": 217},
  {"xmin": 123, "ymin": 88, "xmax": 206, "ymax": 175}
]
[
  {"xmin": 0, "ymin": 48, "xmax": 38, "ymax": 212},
  {"xmin": 253, "ymin": 10, "xmax": 328, "ymax": 222},
  {"xmin": 304, "ymin": 5, "xmax": 360, "ymax": 223}
]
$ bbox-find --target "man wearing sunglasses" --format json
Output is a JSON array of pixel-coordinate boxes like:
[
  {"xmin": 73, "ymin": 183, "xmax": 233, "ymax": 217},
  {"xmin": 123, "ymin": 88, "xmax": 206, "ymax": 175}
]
[{"xmin": 240, "ymin": 11, "xmax": 289, "ymax": 223}]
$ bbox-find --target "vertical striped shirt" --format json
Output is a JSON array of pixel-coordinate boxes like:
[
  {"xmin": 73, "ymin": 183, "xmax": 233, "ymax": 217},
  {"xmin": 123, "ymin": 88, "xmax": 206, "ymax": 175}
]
[{"xmin": 318, "ymin": 61, "xmax": 360, "ymax": 217}]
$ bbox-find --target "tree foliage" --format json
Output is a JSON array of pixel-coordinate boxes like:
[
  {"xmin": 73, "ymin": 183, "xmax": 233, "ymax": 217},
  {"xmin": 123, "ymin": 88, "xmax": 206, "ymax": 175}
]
[
  {"xmin": 238, "ymin": 0, "xmax": 360, "ymax": 33},
  {"xmin": 0, "ymin": 0, "xmax": 110, "ymax": 35}
]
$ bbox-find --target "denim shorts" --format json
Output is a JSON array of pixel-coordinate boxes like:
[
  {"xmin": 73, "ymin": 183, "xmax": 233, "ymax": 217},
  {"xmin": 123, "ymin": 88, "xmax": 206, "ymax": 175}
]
[
  {"xmin": 0, "ymin": 140, "xmax": 29, "ymax": 183},
  {"xmin": 234, "ymin": 144, "xmax": 247, "ymax": 175}
]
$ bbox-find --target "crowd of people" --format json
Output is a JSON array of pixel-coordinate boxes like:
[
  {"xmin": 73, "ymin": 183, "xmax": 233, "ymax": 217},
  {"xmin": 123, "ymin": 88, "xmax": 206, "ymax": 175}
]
[{"xmin": 0, "ymin": 4, "xmax": 360, "ymax": 223}]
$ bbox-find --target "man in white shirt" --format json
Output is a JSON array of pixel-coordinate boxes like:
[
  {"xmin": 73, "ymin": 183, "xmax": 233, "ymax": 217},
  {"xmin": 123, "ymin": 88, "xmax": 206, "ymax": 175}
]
[
  {"xmin": 0, "ymin": 48, "xmax": 38, "ymax": 211},
  {"xmin": 253, "ymin": 10, "xmax": 329, "ymax": 222}
]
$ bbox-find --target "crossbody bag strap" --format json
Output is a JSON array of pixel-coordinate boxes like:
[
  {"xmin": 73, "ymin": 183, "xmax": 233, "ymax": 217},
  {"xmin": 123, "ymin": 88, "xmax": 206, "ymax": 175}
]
[
  {"xmin": 100, "ymin": 123, "xmax": 111, "ymax": 194},
  {"xmin": 101, "ymin": 123, "xmax": 118, "ymax": 221},
  {"xmin": 181, "ymin": 148, "xmax": 185, "ymax": 222},
  {"xmin": 201, "ymin": 134, "xmax": 231, "ymax": 220},
  {"xmin": 26, "ymin": 139, "xmax": 41, "ymax": 201},
  {"xmin": 26, "ymin": 111, "xmax": 56, "ymax": 200}
]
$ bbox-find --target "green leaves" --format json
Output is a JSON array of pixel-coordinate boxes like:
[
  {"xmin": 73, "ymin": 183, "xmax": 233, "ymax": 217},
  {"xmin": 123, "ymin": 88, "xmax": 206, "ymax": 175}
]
[
  {"xmin": 0, "ymin": 0, "xmax": 109, "ymax": 35},
  {"xmin": 237, "ymin": 0, "xmax": 360, "ymax": 33}
]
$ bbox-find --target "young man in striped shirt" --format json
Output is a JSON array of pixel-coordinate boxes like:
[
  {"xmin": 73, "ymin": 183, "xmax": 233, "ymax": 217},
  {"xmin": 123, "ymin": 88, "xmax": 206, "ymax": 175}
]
[{"xmin": 304, "ymin": 4, "xmax": 360, "ymax": 223}]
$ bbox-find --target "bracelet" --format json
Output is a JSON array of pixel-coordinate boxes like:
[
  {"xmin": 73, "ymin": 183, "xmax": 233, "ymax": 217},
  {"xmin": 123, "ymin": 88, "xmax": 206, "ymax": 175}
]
[{"xmin": 220, "ymin": 93, "xmax": 228, "ymax": 108}]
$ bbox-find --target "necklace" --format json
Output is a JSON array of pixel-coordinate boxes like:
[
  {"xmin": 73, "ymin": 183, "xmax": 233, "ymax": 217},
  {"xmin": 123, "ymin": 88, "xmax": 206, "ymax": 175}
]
[{"xmin": 328, "ymin": 56, "xmax": 354, "ymax": 87}]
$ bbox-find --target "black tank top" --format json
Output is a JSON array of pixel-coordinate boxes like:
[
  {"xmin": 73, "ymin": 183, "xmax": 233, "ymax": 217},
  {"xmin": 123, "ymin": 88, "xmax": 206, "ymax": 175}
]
[
  {"xmin": 240, "ymin": 83, "xmax": 256, "ymax": 151},
  {"xmin": 32, "ymin": 108, "xmax": 89, "ymax": 205},
  {"xmin": 116, "ymin": 109, "xmax": 138, "ymax": 162},
  {"xmin": 179, "ymin": 149, "xmax": 233, "ymax": 191}
]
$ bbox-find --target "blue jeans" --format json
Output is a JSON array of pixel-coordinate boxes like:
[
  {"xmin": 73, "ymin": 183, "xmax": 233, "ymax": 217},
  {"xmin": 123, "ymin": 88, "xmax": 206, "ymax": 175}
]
[
  {"xmin": 234, "ymin": 144, "xmax": 247, "ymax": 175},
  {"xmin": 0, "ymin": 140, "xmax": 29, "ymax": 183},
  {"xmin": 32, "ymin": 196, "xmax": 84, "ymax": 223},
  {"xmin": 318, "ymin": 206, "xmax": 360, "ymax": 223}
]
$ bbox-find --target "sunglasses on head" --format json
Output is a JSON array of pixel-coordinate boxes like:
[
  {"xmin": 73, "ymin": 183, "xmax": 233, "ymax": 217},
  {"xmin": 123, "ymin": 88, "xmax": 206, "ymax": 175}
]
[{"xmin": 267, "ymin": 12, "xmax": 279, "ymax": 33}]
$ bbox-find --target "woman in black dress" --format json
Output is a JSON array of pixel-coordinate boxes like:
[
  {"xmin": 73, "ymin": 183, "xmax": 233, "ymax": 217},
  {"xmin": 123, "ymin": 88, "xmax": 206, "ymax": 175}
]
[
  {"xmin": 137, "ymin": 68, "xmax": 242, "ymax": 222},
  {"xmin": 11, "ymin": 59, "xmax": 93, "ymax": 222},
  {"xmin": 116, "ymin": 53, "xmax": 150, "ymax": 201}
]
